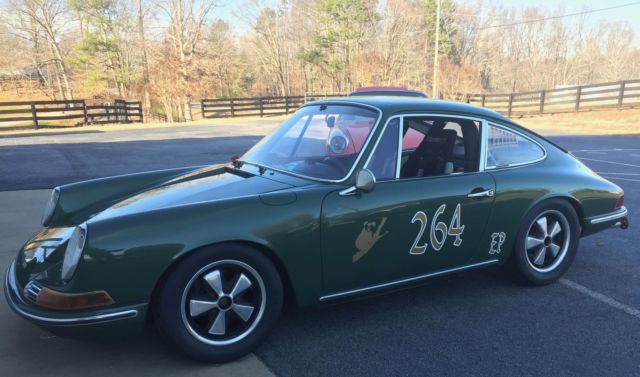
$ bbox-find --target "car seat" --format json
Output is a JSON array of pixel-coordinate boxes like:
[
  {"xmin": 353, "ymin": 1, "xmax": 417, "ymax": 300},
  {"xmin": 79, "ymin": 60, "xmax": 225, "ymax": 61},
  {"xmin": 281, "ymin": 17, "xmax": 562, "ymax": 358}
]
[{"xmin": 400, "ymin": 128, "xmax": 457, "ymax": 177}]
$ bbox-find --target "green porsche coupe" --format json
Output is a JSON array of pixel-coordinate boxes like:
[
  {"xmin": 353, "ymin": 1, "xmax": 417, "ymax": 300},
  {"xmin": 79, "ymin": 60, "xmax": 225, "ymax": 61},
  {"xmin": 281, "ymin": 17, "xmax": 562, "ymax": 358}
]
[{"xmin": 5, "ymin": 97, "xmax": 628, "ymax": 362}]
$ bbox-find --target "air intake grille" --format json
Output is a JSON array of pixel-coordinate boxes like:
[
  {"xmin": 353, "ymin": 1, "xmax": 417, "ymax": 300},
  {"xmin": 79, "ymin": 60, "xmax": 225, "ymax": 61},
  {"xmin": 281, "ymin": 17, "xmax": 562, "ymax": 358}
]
[{"xmin": 23, "ymin": 281, "xmax": 42, "ymax": 303}]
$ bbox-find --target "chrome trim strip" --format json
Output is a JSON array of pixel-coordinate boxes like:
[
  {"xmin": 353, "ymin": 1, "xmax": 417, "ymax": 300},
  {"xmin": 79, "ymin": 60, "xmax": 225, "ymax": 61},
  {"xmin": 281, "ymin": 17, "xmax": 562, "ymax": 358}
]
[
  {"xmin": 479, "ymin": 119, "xmax": 489, "ymax": 172},
  {"xmin": 590, "ymin": 206, "xmax": 628, "ymax": 224},
  {"xmin": 244, "ymin": 102, "xmax": 384, "ymax": 184},
  {"xmin": 319, "ymin": 259, "xmax": 499, "ymax": 302},
  {"xmin": 484, "ymin": 122, "xmax": 548, "ymax": 170},
  {"xmin": 396, "ymin": 116, "xmax": 404, "ymax": 178},
  {"xmin": 4, "ymin": 263, "xmax": 138, "ymax": 326}
]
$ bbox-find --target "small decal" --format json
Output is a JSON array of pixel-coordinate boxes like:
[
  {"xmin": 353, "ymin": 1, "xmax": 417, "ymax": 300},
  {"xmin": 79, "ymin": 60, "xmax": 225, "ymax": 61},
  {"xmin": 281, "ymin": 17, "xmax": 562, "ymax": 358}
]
[
  {"xmin": 489, "ymin": 232, "xmax": 506, "ymax": 254},
  {"xmin": 353, "ymin": 217, "xmax": 388, "ymax": 262}
]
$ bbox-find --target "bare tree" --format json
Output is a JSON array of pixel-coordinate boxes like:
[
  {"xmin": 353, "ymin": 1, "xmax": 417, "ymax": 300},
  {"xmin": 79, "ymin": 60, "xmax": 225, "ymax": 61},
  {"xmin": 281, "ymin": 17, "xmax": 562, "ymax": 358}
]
[
  {"xmin": 160, "ymin": 0, "xmax": 216, "ymax": 121},
  {"xmin": 9, "ymin": 0, "xmax": 73, "ymax": 99},
  {"xmin": 136, "ymin": 0, "xmax": 151, "ymax": 113}
]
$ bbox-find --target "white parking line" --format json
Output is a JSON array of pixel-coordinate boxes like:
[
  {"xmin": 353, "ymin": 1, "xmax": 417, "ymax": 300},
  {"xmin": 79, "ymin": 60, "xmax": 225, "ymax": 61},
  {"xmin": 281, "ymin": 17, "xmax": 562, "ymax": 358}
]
[
  {"xmin": 559, "ymin": 278, "xmax": 640, "ymax": 320},
  {"xmin": 578, "ymin": 157, "xmax": 640, "ymax": 168},
  {"xmin": 572, "ymin": 148, "xmax": 640, "ymax": 153},
  {"xmin": 597, "ymin": 172, "xmax": 640, "ymax": 175},
  {"xmin": 601, "ymin": 176, "xmax": 640, "ymax": 183}
]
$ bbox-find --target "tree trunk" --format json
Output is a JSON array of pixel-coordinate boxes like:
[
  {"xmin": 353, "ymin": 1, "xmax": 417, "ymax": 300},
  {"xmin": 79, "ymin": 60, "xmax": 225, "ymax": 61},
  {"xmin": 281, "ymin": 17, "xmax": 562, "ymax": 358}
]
[
  {"xmin": 135, "ymin": 0, "xmax": 151, "ymax": 115},
  {"xmin": 183, "ymin": 99, "xmax": 192, "ymax": 121},
  {"xmin": 162, "ymin": 97, "xmax": 174, "ymax": 123},
  {"xmin": 46, "ymin": 33, "xmax": 72, "ymax": 99}
]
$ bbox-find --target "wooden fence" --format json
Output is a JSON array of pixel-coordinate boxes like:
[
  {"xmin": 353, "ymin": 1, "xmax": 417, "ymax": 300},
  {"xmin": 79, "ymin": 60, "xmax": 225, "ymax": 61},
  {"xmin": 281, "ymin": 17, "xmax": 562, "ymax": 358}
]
[
  {"xmin": 0, "ymin": 99, "xmax": 142, "ymax": 130},
  {"xmin": 462, "ymin": 79, "xmax": 640, "ymax": 117},
  {"xmin": 200, "ymin": 94, "xmax": 343, "ymax": 118}
]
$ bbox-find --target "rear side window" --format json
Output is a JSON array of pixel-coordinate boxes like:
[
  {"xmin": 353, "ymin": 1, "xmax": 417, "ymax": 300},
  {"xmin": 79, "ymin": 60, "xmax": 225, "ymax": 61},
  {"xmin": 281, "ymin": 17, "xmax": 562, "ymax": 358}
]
[{"xmin": 486, "ymin": 125, "xmax": 545, "ymax": 169}]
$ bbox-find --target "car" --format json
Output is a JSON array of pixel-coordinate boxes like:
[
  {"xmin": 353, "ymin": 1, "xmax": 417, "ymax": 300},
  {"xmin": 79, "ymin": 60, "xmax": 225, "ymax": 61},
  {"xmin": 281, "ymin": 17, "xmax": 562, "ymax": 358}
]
[
  {"xmin": 348, "ymin": 86, "xmax": 428, "ymax": 98},
  {"xmin": 5, "ymin": 97, "xmax": 628, "ymax": 363}
]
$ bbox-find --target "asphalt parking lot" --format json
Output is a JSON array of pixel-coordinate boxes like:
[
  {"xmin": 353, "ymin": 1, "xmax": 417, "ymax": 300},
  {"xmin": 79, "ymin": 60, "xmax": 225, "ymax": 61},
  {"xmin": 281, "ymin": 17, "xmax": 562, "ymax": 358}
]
[{"xmin": 0, "ymin": 124, "xmax": 638, "ymax": 376}]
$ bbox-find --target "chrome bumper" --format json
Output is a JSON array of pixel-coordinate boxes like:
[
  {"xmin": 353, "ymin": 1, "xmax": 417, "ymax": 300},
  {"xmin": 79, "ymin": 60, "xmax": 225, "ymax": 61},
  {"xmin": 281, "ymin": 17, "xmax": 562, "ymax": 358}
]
[
  {"xmin": 589, "ymin": 206, "xmax": 628, "ymax": 229},
  {"xmin": 4, "ymin": 262, "xmax": 138, "ymax": 326}
]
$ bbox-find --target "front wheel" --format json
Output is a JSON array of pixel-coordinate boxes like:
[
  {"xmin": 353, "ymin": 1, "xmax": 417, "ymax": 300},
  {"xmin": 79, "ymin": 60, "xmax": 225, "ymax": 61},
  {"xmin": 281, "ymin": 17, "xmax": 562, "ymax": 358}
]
[
  {"xmin": 153, "ymin": 244, "xmax": 283, "ymax": 363},
  {"xmin": 508, "ymin": 199, "xmax": 580, "ymax": 285}
]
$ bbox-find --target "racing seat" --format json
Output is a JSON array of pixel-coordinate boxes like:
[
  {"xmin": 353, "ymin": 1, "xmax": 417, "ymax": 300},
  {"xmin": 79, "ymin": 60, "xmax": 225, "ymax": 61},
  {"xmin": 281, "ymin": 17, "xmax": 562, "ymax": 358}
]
[{"xmin": 400, "ymin": 128, "xmax": 457, "ymax": 177}]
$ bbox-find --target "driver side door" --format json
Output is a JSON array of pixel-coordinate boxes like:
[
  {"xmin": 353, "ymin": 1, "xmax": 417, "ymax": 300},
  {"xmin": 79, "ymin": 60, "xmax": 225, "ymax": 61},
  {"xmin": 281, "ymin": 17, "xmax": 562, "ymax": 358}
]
[{"xmin": 320, "ymin": 115, "xmax": 496, "ymax": 298}]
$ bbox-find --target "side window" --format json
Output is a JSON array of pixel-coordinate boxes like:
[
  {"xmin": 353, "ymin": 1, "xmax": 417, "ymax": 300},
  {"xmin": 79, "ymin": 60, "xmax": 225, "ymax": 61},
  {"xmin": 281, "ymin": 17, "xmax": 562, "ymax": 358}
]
[
  {"xmin": 366, "ymin": 118, "xmax": 399, "ymax": 181},
  {"xmin": 486, "ymin": 125, "xmax": 545, "ymax": 169},
  {"xmin": 400, "ymin": 117, "xmax": 480, "ymax": 178}
]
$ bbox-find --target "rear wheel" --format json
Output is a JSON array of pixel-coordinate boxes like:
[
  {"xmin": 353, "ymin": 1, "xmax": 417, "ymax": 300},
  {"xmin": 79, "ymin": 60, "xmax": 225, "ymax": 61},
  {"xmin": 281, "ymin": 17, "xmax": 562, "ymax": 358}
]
[
  {"xmin": 508, "ymin": 199, "xmax": 580, "ymax": 285},
  {"xmin": 153, "ymin": 244, "xmax": 283, "ymax": 363}
]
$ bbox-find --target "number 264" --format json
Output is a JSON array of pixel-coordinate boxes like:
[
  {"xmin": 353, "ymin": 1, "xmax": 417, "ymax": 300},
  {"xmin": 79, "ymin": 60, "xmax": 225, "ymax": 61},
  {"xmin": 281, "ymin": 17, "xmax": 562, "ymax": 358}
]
[{"xmin": 409, "ymin": 203, "xmax": 464, "ymax": 254}]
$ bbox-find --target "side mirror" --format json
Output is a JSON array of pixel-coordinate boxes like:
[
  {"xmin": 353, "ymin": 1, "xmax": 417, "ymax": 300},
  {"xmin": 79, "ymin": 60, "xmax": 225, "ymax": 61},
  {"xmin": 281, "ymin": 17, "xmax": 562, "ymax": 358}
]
[
  {"xmin": 355, "ymin": 168, "xmax": 376, "ymax": 192},
  {"xmin": 340, "ymin": 168, "xmax": 376, "ymax": 196}
]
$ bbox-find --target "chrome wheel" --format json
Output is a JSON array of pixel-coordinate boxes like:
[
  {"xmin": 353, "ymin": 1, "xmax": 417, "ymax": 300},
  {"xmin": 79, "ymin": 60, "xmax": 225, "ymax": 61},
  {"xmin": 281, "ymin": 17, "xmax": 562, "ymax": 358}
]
[
  {"xmin": 525, "ymin": 210, "xmax": 570, "ymax": 273},
  {"xmin": 180, "ymin": 260, "xmax": 266, "ymax": 346}
]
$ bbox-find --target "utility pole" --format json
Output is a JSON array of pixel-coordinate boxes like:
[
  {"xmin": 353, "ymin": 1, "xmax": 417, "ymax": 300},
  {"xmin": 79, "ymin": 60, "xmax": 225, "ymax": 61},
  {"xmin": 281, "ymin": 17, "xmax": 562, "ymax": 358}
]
[{"xmin": 432, "ymin": 0, "xmax": 441, "ymax": 99}]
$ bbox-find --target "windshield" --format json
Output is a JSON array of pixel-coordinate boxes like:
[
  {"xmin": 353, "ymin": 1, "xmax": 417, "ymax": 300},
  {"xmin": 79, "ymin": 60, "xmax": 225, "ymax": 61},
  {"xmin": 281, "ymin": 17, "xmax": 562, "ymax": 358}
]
[{"xmin": 242, "ymin": 104, "xmax": 379, "ymax": 180}]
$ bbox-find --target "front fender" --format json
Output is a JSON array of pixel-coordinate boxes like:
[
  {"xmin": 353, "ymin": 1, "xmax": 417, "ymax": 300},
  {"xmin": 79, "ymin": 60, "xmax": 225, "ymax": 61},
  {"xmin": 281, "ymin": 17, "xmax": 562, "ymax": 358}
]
[{"xmin": 66, "ymin": 187, "xmax": 329, "ymax": 309}]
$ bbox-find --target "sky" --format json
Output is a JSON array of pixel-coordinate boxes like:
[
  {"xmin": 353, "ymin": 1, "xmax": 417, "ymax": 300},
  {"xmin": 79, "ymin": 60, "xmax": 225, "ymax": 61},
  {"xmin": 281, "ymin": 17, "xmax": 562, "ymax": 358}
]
[{"xmin": 213, "ymin": 0, "xmax": 640, "ymax": 45}]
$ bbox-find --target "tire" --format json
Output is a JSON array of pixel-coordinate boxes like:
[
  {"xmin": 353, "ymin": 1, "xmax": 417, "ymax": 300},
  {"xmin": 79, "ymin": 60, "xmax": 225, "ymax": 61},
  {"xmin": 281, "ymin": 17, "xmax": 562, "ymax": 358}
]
[
  {"xmin": 153, "ymin": 243, "xmax": 283, "ymax": 363},
  {"xmin": 507, "ymin": 199, "xmax": 580, "ymax": 285}
]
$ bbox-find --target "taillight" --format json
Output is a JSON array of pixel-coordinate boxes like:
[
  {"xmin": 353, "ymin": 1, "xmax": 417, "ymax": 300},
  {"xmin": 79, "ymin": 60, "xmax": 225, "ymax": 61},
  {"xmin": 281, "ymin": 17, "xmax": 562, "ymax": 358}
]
[{"xmin": 615, "ymin": 195, "xmax": 624, "ymax": 209}]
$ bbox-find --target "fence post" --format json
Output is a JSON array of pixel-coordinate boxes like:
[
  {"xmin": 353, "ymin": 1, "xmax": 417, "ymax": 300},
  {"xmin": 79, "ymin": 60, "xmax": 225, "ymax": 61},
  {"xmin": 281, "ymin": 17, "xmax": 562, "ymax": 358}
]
[
  {"xmin": 539, "ymin": 90, "xmax": 546, "ymax": 114},
  {"xmin": 82, "ymin": 99, "xmax": 88, "ymax": 125},
  {"xmin": 230, "ymin": 99, "xmax": 235, "ymax": 118},
  {"xmin": 139, "ymin": 102, "xmax": 144, "ymax": 123},
  {"xmin": 259, "ymin": 98, "xmax": 264, "ymax": 117},
  {"xmin": 507, "ymin": 94, "xmax": 514, "ymax": 117},
  {"xmin": 285, "ymin": 96, "xmax": 290, "ymax": 114},
  {"xmin": 200, "ymin": 99, "xmax": 205, "ymax": 119},
  {"xmin": 123, "ymin": 101, "xmax": 130, "ymax": 123},
  {"xmin": 481, "ymin": 95, "xmax": 486, "ymax": 107},
  {"xmin": 618, "ymin": 81, "xmax": 626, "ymax": 108},
  {"xmin": 30, "ymin": 102, "xmax": 38, "ymax": 129},
  {"xmin": 575, "ymin": 86, "xmax": 582, "ymax": 112}
]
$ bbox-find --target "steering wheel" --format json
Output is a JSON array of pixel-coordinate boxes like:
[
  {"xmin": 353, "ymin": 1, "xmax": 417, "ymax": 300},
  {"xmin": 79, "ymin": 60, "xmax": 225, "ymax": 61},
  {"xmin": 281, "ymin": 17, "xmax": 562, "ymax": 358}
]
[{"xmin": 306, "ymin": 157, "xmax": 347, "ymax": 176}]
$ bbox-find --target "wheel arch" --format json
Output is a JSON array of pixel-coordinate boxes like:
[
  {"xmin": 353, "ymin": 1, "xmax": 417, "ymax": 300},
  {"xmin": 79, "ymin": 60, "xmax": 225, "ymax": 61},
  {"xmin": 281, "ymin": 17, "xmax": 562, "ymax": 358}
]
[
  {"xmin": 147, "ymin": 240, "xmax": 297, "ymax": 322},
  {"xmin": 526, "ymin": 193, "xmax": 584, "ymax": 227}
]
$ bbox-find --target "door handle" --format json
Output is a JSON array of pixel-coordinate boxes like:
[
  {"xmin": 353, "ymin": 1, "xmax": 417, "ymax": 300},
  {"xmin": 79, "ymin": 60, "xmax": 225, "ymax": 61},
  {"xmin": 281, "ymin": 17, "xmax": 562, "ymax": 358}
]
[{"xmin": 467, "ymin": 188, "xmax": 494, "ymax": 199}]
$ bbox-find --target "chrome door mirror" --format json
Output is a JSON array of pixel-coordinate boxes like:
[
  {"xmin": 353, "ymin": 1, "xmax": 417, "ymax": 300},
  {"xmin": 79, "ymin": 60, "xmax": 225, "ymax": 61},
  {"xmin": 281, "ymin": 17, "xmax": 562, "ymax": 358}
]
[
  {"xmin": 340, "ymin": 168, "xmax": 377, "ymax": 196},
  {"xmin": 355, "ymin": 168, "xmax": 376, "ymax": 192}
]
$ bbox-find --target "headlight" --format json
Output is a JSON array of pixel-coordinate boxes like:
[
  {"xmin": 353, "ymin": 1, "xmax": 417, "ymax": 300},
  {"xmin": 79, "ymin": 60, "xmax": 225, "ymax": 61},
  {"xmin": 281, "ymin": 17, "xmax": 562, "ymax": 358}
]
[
  {"xmin": 61, "ymin": 225, "xmax": 87, "ymax": 282},
  {"xmin": 42, "ymin": 187, "xmax": 60, "ymax": 225},
  {"xmin": 327, "ymin": 128, "xmax": 349, "ymax": 154}
]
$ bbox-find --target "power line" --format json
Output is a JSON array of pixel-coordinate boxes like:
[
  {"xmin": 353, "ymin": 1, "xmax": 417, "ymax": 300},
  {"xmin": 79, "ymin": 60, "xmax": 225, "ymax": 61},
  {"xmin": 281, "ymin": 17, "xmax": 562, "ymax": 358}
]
[{"xmin": 478, "ymin": 1, "xmax": 640, "ymax": 30}]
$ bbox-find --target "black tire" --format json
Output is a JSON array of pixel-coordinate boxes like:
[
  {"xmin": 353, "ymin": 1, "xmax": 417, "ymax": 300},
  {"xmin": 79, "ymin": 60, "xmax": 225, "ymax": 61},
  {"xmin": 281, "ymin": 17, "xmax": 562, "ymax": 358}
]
[
  {"xmin": 153, "ymin": 243, "xmax": 283, "ymax": 363},
  {"xmin": 506, "ymin": 199, "xmax": 580, "ymax": 285}
]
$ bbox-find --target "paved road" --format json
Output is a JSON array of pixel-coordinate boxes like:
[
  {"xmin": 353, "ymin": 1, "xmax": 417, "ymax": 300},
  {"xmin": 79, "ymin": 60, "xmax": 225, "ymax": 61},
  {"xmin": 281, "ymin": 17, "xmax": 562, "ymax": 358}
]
[
  {"xmin": 0, "ymin": 190, "xmax": 275, "ymax": 377},
  {"xmin": 0, "ymin": 125, "xmax": 638, "ymax": 376}
]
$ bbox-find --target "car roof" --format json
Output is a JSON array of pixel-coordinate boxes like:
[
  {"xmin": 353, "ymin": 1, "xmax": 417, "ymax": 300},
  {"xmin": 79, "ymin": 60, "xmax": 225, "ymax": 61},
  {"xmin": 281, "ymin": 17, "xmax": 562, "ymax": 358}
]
[
  {"xmin": 304, "ymin": 96, "xmax": 511, "ymax": 123},
  {"xmin": 348, "ymin": 88, "xmax": 428, "ymax": 98}
]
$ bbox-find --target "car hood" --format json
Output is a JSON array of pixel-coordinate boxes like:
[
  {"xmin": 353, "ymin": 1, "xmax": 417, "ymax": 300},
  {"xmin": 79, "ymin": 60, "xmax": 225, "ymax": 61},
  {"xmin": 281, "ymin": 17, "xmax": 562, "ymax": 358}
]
[{"xmin": 89, "ymin": 168, "xmax": 295, "ymax": 222}]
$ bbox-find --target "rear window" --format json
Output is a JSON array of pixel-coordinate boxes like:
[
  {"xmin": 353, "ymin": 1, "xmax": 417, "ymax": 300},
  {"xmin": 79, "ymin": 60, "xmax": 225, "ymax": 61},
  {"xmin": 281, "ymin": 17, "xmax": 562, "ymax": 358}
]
[{"xmin": 486, "ymin": 125, "xmax": 545, "ymax": 168}]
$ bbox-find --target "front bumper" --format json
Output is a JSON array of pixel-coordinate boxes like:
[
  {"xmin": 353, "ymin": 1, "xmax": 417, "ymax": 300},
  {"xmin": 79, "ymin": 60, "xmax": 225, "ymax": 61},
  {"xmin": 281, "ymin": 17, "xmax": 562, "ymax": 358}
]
[
  {"xmin": 4, "ymin": 262, "xmax": 147, "ymax": 338},
  {"xmin": 582, "ymin": 206, "xmax": 629, "ymax": 236}
]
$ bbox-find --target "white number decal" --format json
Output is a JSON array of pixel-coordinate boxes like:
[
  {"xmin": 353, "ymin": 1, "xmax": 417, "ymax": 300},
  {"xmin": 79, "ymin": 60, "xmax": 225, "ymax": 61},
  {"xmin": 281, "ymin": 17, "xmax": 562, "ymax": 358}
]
[
  {"xmin": 410, "ymin": 211, "xmax": 428, "ymax": 254},
  {"xmin": 430, "ymin": 204, "xmax": 448, "ymax": 251},
  {"xmin": 409, "ymin": 203, "xmax": 465, "ymax": 254},
  {"xmin": 448, "ymin": 204, "xmax": 465, "ymax": 246}
]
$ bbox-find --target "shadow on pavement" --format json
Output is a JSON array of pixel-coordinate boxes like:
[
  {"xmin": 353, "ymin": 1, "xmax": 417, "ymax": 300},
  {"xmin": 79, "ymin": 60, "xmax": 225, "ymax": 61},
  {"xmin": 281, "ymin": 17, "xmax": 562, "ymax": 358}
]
[{"xmin": 0, "ymin": 135, "xmax": 263, "ymax": 190}]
